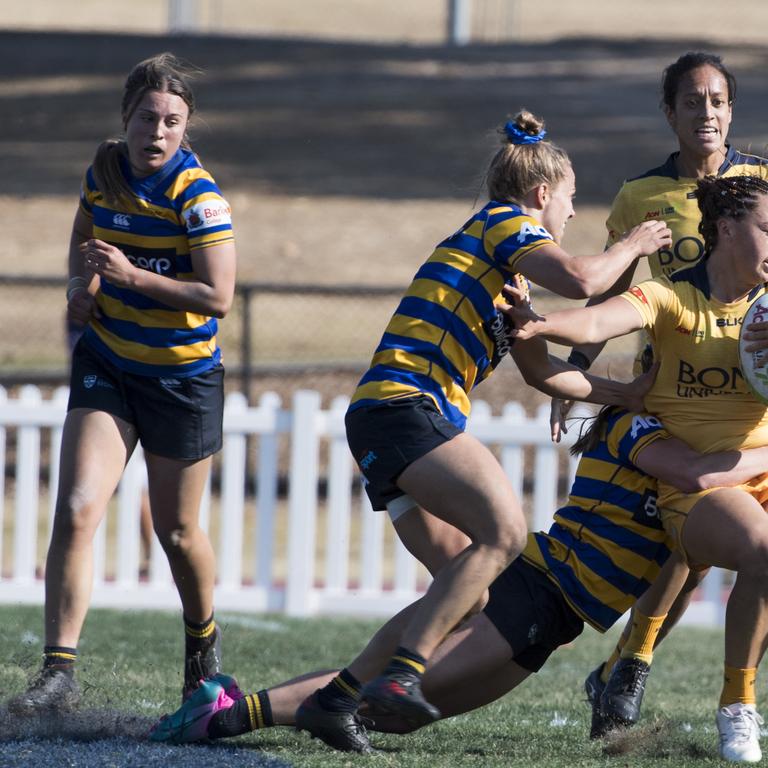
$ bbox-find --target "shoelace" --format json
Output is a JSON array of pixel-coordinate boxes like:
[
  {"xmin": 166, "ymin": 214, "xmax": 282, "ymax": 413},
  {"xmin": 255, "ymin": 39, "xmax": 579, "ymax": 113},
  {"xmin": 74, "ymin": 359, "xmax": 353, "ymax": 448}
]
[
  {"xmin": 614, "ymin": 661, "xmax": 648, "ymax": 695},
  {"xmin": 343, "ymin": 714, "xmax": 370, "ymax": 735},
  {"xmin": 721, "ymin": 708, "xmax": 764, "ymax": 742},
  {"xmin": 186, "ymin": 652, "xmax": 205, "ymax": 682}
]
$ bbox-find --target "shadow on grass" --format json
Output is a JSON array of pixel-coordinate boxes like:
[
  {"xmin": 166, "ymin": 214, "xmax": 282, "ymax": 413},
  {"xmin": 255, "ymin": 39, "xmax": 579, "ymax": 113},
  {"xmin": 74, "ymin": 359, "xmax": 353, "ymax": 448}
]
[{"xmin": 0, "ymin": 706, "xmax": 291, "ymax": 768}]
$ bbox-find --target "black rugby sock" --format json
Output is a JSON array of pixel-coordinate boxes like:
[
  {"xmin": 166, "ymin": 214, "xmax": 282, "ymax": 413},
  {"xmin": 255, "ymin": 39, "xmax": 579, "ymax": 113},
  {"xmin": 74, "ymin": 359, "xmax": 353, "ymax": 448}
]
[
  {"xmin": 184, "ymin": 613, "xmax": 216, "ymax": 651},
  {"xmin": 43, "ymin": 645, "xmax": 78, "ymax": 674},
  {"xmin": 384, "ymin": 646, "xmax": 427, "ymax": 679},
  {"xmin": 316, "ymin": 668, "xmax": 362, "ymax": 713},
  {"xmin": 208, "ymin": 690, "xmax": 273, "ymax": 737}
]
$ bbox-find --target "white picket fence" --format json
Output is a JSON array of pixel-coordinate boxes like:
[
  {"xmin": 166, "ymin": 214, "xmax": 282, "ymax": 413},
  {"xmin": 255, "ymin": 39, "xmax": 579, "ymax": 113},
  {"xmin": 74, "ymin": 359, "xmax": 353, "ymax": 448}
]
[{"xmin": 0, "ymin": 385, "xmax": 725, "ymax": 624}]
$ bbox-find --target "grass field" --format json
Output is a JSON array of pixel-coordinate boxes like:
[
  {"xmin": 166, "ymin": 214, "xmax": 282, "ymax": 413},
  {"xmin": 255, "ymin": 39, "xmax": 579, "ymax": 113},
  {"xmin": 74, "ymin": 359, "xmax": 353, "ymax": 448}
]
[{"xmin": 0, "ymin": 604, "xmax": 738, "ymax": 767}]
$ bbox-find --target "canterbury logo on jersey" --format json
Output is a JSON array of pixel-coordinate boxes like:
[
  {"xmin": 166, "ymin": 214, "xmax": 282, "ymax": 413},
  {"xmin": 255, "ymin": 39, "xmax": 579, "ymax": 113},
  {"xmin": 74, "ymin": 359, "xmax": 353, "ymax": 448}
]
[
  {"xmin": 516, "ymin": 221, "xmax": 551, "ymax": 243},
  {"xmin": 112, "ymin": 213, "xmax": 131, "ymax": 229}
]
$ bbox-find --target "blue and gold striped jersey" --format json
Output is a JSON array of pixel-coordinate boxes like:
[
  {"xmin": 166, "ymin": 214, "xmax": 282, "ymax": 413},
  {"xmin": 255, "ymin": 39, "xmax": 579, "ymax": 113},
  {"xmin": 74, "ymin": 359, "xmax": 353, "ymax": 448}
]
[
  {"xmin": 606, "ymin": 147, "xmax": 768, "ymax": 278},
  {"xmin": 349, "ymin": 202, "xmax": 549, "ymax": 429},
  {"xmin": 523, "ymin": 408, "xmax": 670, "ymax": 632},
  {"xmin": 79, "ymin": 147, "xmax": 234, "ymax": 377}
]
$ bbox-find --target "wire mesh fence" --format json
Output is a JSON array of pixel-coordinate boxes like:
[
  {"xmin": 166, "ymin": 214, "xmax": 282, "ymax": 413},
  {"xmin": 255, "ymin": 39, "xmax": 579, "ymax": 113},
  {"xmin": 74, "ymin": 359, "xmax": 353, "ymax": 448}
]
[{"xmin": 0, "ymin": 276, "xmax": 404, "ymax": 394}]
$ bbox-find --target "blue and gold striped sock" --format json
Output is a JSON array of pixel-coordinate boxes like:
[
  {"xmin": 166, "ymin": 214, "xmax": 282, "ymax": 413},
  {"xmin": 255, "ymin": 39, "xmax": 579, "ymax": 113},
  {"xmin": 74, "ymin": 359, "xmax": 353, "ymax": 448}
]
[
  {"xmin": 384, "ymin": 646, "xmax": 427, "ymax": 679},
  {"xmin": 43, "ymin": 645, "xmax": 77, "ymax": 674},
  {"xmin": 316, "ymin": 668, "xmax": 362, "ymax": 713},
  {"xmin": 208, "ymin": 690, "xmax": 273, "ymax": 737}
]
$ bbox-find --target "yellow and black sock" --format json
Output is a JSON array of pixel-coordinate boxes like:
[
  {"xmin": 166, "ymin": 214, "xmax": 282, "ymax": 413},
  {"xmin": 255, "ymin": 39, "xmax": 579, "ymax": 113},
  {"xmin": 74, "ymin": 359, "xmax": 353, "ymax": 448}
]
[
  {"xmin": 43, "ymin": 645, "xmax": 77, "ymax": 675},
  {"xmin": 385, "ymin": 646, "xmax": 427, "ymax": 680},
  {"xmin": 184, "ymin": 613, "xmax": 216, "ymax": 652},
  {"xmin": 619, "ymin": 611, "xmax": 666, "ymax": 665},
  {"xmin": 208, "ymin": 690, "xmax": 273, "ymax": 738},
  {"xmin": 720, "ymin": 665, "xmax": 757, "ymax": 708},
  {"xmin": 316, "ymin": 668, "xmax": 362, "ymax": 713}
]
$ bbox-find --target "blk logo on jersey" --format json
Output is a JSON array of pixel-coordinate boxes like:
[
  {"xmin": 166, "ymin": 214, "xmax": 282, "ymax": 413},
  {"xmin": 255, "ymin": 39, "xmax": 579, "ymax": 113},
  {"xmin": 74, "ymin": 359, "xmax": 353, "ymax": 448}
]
[
  {"xmin": 113, "ymin": 213, "xmax": 131, "ymax": 229},
  {"xmin": 629, "ymin": 286, "xmax": 648, "ymax": 305},
  {"xmin": 184, "ymin": 200, "xmax": 232, "ymax": 232}
]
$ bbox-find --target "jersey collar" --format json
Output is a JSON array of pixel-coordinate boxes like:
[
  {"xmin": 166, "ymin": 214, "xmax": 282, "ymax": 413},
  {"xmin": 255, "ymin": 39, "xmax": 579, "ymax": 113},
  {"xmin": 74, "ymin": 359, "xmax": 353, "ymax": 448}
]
[
  {"xmin": 121, "ymin": 148, "xmax": 188, "ymax": 197},
  {"xmin": 660, "ymin": 145, "xmax": 738, "ymax": 180}
]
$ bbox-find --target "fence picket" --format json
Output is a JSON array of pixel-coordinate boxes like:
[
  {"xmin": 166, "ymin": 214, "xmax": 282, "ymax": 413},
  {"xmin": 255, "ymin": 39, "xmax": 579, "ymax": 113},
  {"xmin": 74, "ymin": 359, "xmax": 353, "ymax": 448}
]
[
  {"xmin": 285, "ymin": 390, "xmax": 320, "ymax": 616},
  {"xmin": 14, "ymin": 386, "xmax": 42, "ymax": 582},
  {"xmin": 0, "ymin": 385, "xmax": 728, "ymax": 627},
  {"xmin": 325, "ymin": 396, "xmax": 352, "ymax": 591},
  {"xmin": 116, "ymin": 447, "xmax": 144, "ymax": 587},
  {"xmin": 255, "ymin": 392, "xmax": 281, "ymax": 590},
  {"xmin": 220, "ymin": 392, "xmax": 248, "ymax": 590}
]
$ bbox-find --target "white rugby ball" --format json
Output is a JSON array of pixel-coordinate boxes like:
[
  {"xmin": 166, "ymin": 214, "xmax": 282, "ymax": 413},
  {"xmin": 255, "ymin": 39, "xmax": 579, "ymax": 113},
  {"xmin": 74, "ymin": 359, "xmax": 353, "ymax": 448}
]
[{"xmin": 739, "ymin": 293, "xmax": 768, "ymax": 404}]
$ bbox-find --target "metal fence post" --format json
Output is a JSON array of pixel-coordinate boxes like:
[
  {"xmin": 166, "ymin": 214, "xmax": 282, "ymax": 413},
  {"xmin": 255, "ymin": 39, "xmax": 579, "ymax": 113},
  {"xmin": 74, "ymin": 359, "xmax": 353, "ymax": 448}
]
[{"xmin": 240, "ymin": 285, "xmax": 253, "ymax": 402}]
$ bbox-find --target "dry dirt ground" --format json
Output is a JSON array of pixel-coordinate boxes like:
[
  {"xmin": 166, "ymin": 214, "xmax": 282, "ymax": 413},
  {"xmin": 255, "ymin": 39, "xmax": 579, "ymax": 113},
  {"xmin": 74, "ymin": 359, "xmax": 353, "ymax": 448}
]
[{"xmin": 2, "ymin": 28, "xmax": 768, "ymax": 411}]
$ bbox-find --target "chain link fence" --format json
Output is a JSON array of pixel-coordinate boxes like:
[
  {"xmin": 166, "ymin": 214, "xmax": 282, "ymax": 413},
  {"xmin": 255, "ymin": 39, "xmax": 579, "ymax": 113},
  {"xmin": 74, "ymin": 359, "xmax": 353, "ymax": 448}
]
[{"xmin": 0, "ymin": 275, "xmax": 404, "ymax": 396}]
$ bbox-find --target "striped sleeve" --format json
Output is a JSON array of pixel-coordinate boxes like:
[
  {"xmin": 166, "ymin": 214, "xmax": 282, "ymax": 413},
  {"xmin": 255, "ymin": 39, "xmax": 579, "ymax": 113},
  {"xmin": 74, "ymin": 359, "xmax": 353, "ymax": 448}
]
[
  {"xmin": 483, "ymin": 207, "xmax": 553, "ymax": 271},
  {"xmin": 607, "ymin": 410, "xmax": 670, "ymax": 467},
  {"xmin": 171, "ymin": 169, "xmax": 234, "ymax": 251}
]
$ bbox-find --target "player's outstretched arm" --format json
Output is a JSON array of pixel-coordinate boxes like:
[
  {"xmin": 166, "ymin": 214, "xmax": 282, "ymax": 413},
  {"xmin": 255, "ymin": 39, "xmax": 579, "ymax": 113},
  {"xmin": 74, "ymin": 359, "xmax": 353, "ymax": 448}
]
[
  {"xmin": 514, "ymin": 220, "xmax": 671, "ymax": 299},
  {"xmin": 499, "ymin": 287, "xmax": 644, "ymax": 346},
  {"xmin": 511, "ymin": 338, "xmax": 656, "ymax": 413}
]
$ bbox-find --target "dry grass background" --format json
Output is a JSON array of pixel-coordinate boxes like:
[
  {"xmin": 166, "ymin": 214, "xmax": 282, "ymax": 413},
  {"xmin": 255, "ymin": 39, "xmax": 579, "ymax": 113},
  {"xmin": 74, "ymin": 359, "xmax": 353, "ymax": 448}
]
[{"xmin": 2, "ymin": 5, "xmax": 768, "ymax": 413}]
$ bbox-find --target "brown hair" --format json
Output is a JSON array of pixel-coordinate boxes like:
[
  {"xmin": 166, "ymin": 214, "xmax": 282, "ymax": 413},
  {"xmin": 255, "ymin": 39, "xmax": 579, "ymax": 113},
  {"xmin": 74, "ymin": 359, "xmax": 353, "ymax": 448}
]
[
  {"xmin": 695, "ymin": 174, "xmax": 768, "ymax": 255},
  {"xmin": 92, "ymin": 52, "xmax": 199, "ymax": 205},
  {"xmin": 485, "ymin": 110, "xmax": 571, "ymax": 203},
  {"xmin": 569, "ymin": 406, "xmax": 618, "ymax": 457}
]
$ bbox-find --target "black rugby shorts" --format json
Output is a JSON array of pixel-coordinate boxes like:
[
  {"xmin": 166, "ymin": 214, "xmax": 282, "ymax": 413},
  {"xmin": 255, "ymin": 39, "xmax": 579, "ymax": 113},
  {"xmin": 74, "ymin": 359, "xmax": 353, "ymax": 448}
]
[
  {"xmin": 68, "ymin": 337, "xmax": 224, "ymax": 461},
  {"xmin": 345, "ymin": 394, "xmax": 462, "ymax": 511},
  {"xmin": 483, "ymin": 558, "xmax": 584, "ymax": 672}
]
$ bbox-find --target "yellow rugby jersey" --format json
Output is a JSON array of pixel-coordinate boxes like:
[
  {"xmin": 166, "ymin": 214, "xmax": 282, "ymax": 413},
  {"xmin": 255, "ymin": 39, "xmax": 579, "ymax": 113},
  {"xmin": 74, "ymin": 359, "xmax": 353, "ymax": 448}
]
[
  {"xmin": 79, "ymin": 148, "xmax": 234, "ymax": 377},
  {"xmin": 348, "ymin": 202, "xmax": 547, "ymax": 429},
  {"xmin": 606, "ymin": 147, "xmax": 768, "ymax": 278},
  {"xmin": 523, "ymin": 408, "xmax": 670, "ymax": 632},
  {"xmin": 620, "ymin": 263, "xmax": 768, "ymax": 453}
]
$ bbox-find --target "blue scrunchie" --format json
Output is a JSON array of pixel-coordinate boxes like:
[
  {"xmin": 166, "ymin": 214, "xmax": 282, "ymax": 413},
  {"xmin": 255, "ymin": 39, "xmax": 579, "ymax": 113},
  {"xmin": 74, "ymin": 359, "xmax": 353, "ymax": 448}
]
[{"xmin": 504, "ymin": 121, "xmax": 547, "ymax": 145}]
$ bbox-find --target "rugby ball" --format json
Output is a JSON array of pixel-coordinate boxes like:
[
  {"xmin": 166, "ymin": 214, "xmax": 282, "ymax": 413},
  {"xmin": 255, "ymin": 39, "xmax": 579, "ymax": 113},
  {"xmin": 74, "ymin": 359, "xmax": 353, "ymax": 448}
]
[{"xmin": 739, "ymin": 293, "xmax": 768, "ymax": 404}]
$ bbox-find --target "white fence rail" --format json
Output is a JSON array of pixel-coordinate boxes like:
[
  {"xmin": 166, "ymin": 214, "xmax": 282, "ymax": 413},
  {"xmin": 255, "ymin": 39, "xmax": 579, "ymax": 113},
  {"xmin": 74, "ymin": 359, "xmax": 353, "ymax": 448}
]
[{"xmin": 0, "ymin": 386, "xmax": 725, "ymax": 624}]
